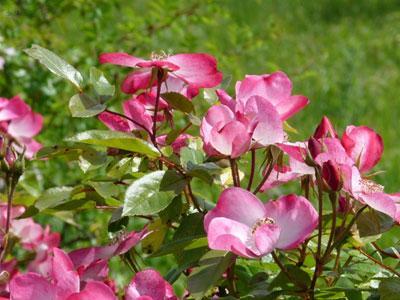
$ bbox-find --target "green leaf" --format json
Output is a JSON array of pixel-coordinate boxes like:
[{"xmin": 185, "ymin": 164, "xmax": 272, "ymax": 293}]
[
  {"xmin": 180, "ymin": 147, "xmax": 204, "ymax": 169},
  {"xmin": 24, "ymin": 44, "xmax": 83, "ymax": 89},
  {"xmin": 66, "ymin": 130, "xmax": 160, "ymax": 158},
  {"xmin": 379, "ymin": 278, "xmax": 400, "ymax": 300},
  {"xmin": 188, "ymin": 250, "xmax": 234, "ymax": 299},
  {"xmin": 187, "ymin": 162, "xmax": 220, "ymax": 185},
  {"xmin": 123, "ymin": 171, "xmax": 175, "ymax": 216},
  {"xmin": 35, "ymin": 187, "xmax": 74, "ymax": 210},
  {"xmin": 87, "ymin": 181, "xmax": 121, "ymax": 199},
  {"xmin": 159, "ymin": 170, "xmax": 187, "ymax": 194},
  {"xmin": 161, "ymin": 92, "xmax": 194, "ymax": 113},
  {"xmin": 141, "ymin": 218, "xmax": 168, "ymax": 254},
  {"xmin": 108, "ymin": 207, "xmax": 129, "ymax": 232},
  {"xmin": 69, "ymin": 93, "xmax": 106, "ymax": 118},
  {"xmin": 89, "ymin": 67, "xmax": 115, "ymax": 97},
  {"xmin": 159, "ymin": 195, "xmax": 182, "ymax": 224}
]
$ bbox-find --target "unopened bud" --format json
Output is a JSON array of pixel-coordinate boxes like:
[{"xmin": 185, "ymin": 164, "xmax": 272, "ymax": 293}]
[
  {"xmin": 308, "ymin": 137, "xmax": 323, "ymax": 159},
  {"xmin": 313, "ymin": 116, "xmax": 337, "ymax": 139},
  {"xmin": 322, "ymin": 160, "xmax": 342, "ymax": 191}
]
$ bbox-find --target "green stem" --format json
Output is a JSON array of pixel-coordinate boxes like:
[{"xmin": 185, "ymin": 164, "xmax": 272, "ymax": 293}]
[{"xmin": 246, "ymin": 149, "xmax": 256, "ymax": 191}]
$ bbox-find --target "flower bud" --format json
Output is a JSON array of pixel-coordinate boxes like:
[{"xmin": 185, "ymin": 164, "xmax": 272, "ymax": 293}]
[
  {"xmin": 313, "ymin": 116, "xmax": 337, "ymax": 139},
  {"xmin": 338, "ymin": 196, "xmax": 352, "ymax": 214},
  {"xmin": 308, "ymin": 137, "xmax": 323, "ymax": 159},
  {"xmin": 322, "ymin": 160, "xmax": 342, "ymax": 191}
]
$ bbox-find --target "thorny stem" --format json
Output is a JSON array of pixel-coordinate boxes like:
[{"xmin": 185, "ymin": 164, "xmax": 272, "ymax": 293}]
[
  {"xmin": 358, "ymin": 248, "xmax": 400, "ymax": 277},
  {"xmin": 227, "ymin": 255, "xmax": 238, "ymax": 297},
  {"xmin": 253, "ymin": 161, "xmax": 274, "ymax": 194},
  {"xmin": 246, "ymin": 149, "xmax": 256, "ymax": 191},
  {"xmin": 322, "ymin": 192, "xmax": 337, "ymax": 262},
  {"xmin": 272, "ymin": 251, "xmax": 307, "ymax": 291},
  {"xmin": 309, "ymin": 168, "xmax": 324, "ymax": 294},
  {"xmin": 104, "ymin": 109, "xmax": 152, "ymax": 137},
  {"xmin": 151, "ymin": 69, "xmax": 164, "ymax": 146},
  {"xmin": 229, "ymin": 158, "xmax": 240, "ymax": 187}
]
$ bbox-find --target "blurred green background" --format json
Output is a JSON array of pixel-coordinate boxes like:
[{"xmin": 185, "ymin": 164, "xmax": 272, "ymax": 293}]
[{"xmin": 1, "ymin": 0, "xmax": 400, "ymax": 292}]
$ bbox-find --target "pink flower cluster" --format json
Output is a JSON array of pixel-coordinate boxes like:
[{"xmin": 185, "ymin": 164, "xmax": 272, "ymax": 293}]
[{"xmin": 0, "ymin": 96, "xmax": 43, "ymax": 159}]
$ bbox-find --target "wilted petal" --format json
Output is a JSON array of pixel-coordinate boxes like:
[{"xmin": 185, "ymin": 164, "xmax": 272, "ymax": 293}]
[
  {"xmin": 167, "ymin": 53, "xmax": 223, "ymax": 88},
  {"xmin": 341, "ymin": 125, "xmax": 383, "ymax": 173},
  {"xmin": 265, "ymin": 194, "xmax": 318, "ymax": 250},
  {"xmin": 10, "ymin": 273, "xmax": 57, "ymax": 300},
  {"xmin": 66, "ymin": 281, "xmax": 116, "ymax": 300},
  {"xmin": 99, "ymin": 52, "xmax": 144, "ymax": 67}
]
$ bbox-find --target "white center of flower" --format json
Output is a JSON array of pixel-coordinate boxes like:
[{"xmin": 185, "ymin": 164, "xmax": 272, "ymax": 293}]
[
  {"xmin": 360, "ymin": 178, "xmax": 384, "ymax": 193},
  {"xmin": 251, "ymin": 217, "xmax": 275, "ymax": 234},
  {"xmin": 150, "ymin": 51, "xmax": 170, "ymax": 60}
]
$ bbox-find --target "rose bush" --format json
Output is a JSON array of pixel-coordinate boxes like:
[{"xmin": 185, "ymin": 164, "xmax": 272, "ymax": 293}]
[{"xmin": 0, "ymin": 44, "xmax": 399, "ymax": 299}]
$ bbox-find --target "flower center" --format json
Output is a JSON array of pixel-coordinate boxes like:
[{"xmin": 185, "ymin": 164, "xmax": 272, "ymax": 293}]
[
  {"xmin": 150, "ymin": 51, "xmax": 169, "ymax": 61},
  {"xmin": 360, "ymin": 178, "xmax": 384, "ymax": 193},
  {"xmin": 251, "ymin": 217, "xmax": 275, "ymax": 234}
]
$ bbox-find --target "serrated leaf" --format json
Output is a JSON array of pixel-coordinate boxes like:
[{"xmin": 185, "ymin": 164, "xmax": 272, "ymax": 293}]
[
  {"xmin": 123, "ymin": 171, "xmax": 175, "ymax": 216},
  {"xmin": 69, "ymin": 93, "xmax": 106, "ymax": 118},
  {"xmin": 180, "ymin": 147, "xmax": 204, "ymax": 169},
  {"xmin": 161, "ymin": 92, "xmax": 194, "ymax": 113},
  {"xmin": 89, "ymin": 67, "xmax": 115, "ymax": 96},
  {"xmin": 24, "ymin": 44, "xmax": 83, "ymax": 89},
  {"xmin": 66, "ymin": 130, "xmax": 160, "ymax": 158}
]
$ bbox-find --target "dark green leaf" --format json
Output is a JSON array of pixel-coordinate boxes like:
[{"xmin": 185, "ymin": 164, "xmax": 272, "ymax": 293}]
[
  {"xmin": 160, "ymin": 170, "xmax": 187, "ymax": 194},
  {"xmin": 159, "ymin": 195, "xmax": 182, "ymax": 223},
  {"xmin": 66, "ymin": 130, "xmax": 160, "ymax": 158},
  {"xmin": 69, "ymin": 93, "xmax": 106, "ymax": 118},
  {"xmin": 379, "ymin": 278, "xmax": 400, "ymax": 300},
  {"xmin": 161, "ymin": 92, "xmax": 194, "ymax": 113},
  {"xmin": 123, "ymin": 171, "xmax": 175, "ymax": 216},
  {"xmin": 24, "ymin": 44, "xmax": 83, "ymax": 89},
  {"xmin": 188, "ymin": 250, "xmax": 234, "ymax": 299},
  {"xmin": 108, "ymin": 207, "xmax": 129, "ymax": 232},
  {"xmin": 180, "ymin": 147, "xmax": 204, "ymax": 169}
]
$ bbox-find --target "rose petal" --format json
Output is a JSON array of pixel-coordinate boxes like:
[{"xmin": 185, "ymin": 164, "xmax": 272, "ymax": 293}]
[
  {"xmin": 10, "ymin": 273, "xmax": 57, "ymax": 300},
  {"xmin": 99, "ymin": 52, "xmax": 144, "ymax": 67}
]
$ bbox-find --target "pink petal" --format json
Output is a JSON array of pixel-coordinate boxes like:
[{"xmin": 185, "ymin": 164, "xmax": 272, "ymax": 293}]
[
  {"xmin": 260, "ymin": 165, "xmax": 301, "ymax": 192},
  {"xmin": 200, "ymin": 104, "xmax": 235, "ymax": 146},
  {"xmin": 98, "ymin": 111, "xmax": 131, "ymax": 132},
  {"xmin": 19, "ymin": 138, "xmax": 42, "ymax": 158},
  {"xmin": 206, "ymin": 217, "xmax": 258, "ymax": 258},
  {"xmin": 209, "ymin": 120, "xmax": 251, "ymax": 158},
  {"xmin": 315, "ymin": 138, "xmax": 354, "ymax": 167},
  {"xmin": 121, "ymin": 70, "xmax": 154, "ymax": 94},
  {"xmin": 52, "ymin": 248, "xmax": 80, "ymax": 299},
  {"xmin": 216, "ymin": 89, "xmax": 236, "ymax": 111},
  {"xmin": 136, "ymin": 60, "xmax": 179, "ymax": 71},
  {"xmin": 167, "ymin": 53, "xmax": 223, "ymax": 88},
  {"xmin": 99, "ymin": 52, "xmax": 144, "ymax": 67},
  {"xmin": 358, "ymin": 192, "xmax": 397, "ymax": 219},
  {"xmin": 0, "ymin": 96, "xmax": 30, "ymax": 121},
  {"xmin": 123, "ymin": 99, "xmax": 153, "ymax": 133},
  {"xmin": 66, "ymin": 281, "xmax": 116, "ymax": 300},
  {"xmin": 244, "ymin": 96, "xmax": 284, "ymax": 146},
  {"xmin": 10, "ymin": 273, "xmax": 57, "ymax": 300},
  {"xmin": 254, "ymin": 223, "xmax": 280, "ymax": 255},
  {"xmin": 265, "ymin": 194, "xmax": 318, "ymax": 250},
  {"xmin": 8, "ymin": 111, "xmax": 43, "ymax": 138},
  {"xmin": 125, "ymin": 269, "xmax": 169, "ymax": 300},
  {"xmin": 341, "ymin": 125, "xmax": 383, "ymax": 173},
  {"xmin": 275, "ymin": 95, "xmax": 309, "ymax": 121},
  {"xmin": 204, "ymin": 187, "xmax": 266, "ymax": 229}
]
